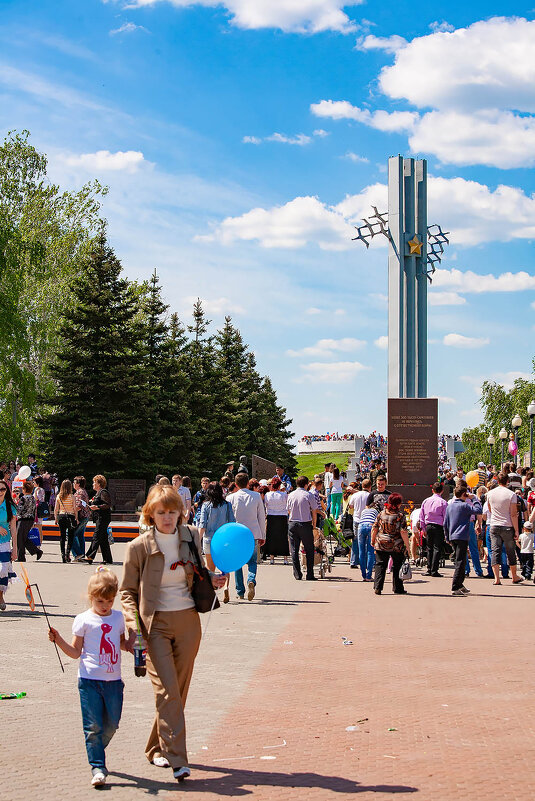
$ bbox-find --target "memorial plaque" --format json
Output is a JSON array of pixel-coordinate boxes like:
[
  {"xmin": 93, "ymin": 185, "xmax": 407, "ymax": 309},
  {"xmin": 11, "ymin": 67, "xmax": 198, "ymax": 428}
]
[
  {"xmin": 251, "ymin": 454, "xmax": 277, "ymax": 481},
  {"xmin": 108, "ymin": 479, "xmax": 146, "ymax": 513},
  {"xmin": 388, "ymin": 398, "xmax": 438, "ymax": 486}
]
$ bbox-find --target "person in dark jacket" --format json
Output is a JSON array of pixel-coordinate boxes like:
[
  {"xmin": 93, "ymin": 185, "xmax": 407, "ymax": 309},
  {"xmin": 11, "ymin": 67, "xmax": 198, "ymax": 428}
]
[
  {"xmin": 444, "ymin": 482, "xmax": 482, "ymax": 596},
  {"xmin": 84, "ymin": 475, "xmax": 113, "ymax": 565}
]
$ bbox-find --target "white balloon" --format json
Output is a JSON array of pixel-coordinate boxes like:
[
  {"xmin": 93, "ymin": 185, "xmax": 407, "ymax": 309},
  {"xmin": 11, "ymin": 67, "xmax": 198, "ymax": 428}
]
[{"xmin": 18, "ymin": 466, "xmax": 32, "ymax": 480}]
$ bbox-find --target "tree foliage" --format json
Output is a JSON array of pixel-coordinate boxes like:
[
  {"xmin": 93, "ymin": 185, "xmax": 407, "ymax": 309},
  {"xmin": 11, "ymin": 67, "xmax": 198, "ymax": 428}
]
[
  {"xmin": 0, "ymin": 130, "xmax": 106, "ymax": 457},
  {"xmin": 458, "ymin": 360, "xmax": 535, "ymax": 470}
]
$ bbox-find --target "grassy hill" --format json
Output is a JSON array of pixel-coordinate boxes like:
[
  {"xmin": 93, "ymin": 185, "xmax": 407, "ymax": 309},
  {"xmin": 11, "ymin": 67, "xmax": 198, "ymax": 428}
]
[{"xmin": 295, "ymin": 451, "xmax": 350, "ymax": 479}]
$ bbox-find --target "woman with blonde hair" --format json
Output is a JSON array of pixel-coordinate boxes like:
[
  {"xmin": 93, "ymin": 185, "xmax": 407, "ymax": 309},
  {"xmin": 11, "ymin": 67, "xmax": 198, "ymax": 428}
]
[
  {"xmin": 54, "ymin": 479, "xmax": 78, "ymax": 562},
  {"xmin": 120, "ymin": 484, "xmax": 225, "ymax": 783}
]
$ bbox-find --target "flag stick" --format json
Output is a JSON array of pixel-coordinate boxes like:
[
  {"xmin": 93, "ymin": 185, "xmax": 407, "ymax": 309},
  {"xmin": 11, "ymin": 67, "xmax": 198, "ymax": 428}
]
[{"xmin": 32, "ymin": 583, "xmax": 64, "ymax": 673}]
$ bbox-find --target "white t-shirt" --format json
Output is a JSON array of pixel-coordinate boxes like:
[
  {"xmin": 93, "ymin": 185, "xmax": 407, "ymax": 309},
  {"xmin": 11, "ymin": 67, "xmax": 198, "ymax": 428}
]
[
  {"xmin": 154, "ymin": 529, "xmax": 195, "ymax": 612},
  {"xmin": 178, "ymin": 486, "xmax": 192, "ymax": 509},
  {"xmin": 73, "ymin": 608, "xmax": 124, "ymax": 681},
  {"xmin": 410, "ymin": 508, "xmax": 420, "ymax": 533},
  {"xmin": 487, "ymin": 486, "xmax": 517, "ymax": 528},
  {"xmin": 330, "ymin": 478, "xmax": 344, "ymax": 493},
  {"xmin": 520, "ymin": 531, "xmax": 534, "ymax": 554},
  {"xmin": 324, "ymin": 472, "xmax": 333, "ymax": 491},
  {"xmin": 348, "ymin": 490, "xmax": 369, "ymax": 523}
]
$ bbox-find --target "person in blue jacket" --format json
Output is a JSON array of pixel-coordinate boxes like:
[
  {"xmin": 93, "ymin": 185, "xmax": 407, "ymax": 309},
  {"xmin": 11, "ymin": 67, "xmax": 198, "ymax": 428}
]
[{"xmin": 444, "ymin": 482, "xmax": 483, "ymax": 596}]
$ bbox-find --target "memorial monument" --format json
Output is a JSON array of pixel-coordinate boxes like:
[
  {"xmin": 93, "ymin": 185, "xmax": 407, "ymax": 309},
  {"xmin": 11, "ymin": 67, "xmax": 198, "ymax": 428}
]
[{"xmin": 354, "ymin": 156, "xmax": 450, "ymax": 502}]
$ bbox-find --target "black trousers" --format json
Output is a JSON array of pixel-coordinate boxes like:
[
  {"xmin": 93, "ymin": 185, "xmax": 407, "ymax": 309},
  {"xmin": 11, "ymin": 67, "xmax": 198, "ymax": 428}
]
[
  {"xmin": 86, "ymin": 515, "xmax": 113, "ymax": 563},
  {"xmin": 288, "ymin": 521, "xmax": 314, "ymax": 580},
  {"xmin": 374, "ymin": 550, "xmax": 405, "ymax": 593},
  {"xmin": 426, "ymin": 523, "xmax": 444, "ymax": 574},
  {"xmin": 451, "ymin": 539, "xmax": 468, "ymax": 591},
  {"xmin": 519, "ymin": 553, "xmax": 534, "ymax": 579},
  {"xmin": 58, "ymin": 514, "xmax": 76, "ymax": 558},
  {"xmin": 16, "ymin": 518, "xmax": 39, "ymax": 561}
]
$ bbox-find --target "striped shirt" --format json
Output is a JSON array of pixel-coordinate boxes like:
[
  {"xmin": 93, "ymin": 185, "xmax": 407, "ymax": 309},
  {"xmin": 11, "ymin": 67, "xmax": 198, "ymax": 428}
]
[{"xmin": 359, "ymin": 508, "xmax": 379, "ymax": 527}]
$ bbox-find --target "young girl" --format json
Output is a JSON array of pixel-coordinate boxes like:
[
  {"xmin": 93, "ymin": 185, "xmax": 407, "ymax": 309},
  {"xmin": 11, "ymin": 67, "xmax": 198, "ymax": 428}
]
[
  {"xmin": 54, "ymin": 479, "xmax": 78, "ymax": 562},
  {"xmin": 48, "ymin": 569, "xmax": 133, "ymax": 787}
]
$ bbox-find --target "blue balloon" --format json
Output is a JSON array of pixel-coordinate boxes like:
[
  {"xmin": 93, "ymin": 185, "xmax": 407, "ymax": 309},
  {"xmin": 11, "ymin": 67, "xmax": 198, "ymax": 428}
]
[{"xmin": 210, "ymin": 523, "xmax": 255, "ymax": 573}]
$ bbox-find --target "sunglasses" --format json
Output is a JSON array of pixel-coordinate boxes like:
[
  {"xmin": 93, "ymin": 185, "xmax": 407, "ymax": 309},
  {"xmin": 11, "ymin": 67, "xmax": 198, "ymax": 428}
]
[{"xmin": 0, "ymin": 487, "xmax": 7, "ymax": 493}]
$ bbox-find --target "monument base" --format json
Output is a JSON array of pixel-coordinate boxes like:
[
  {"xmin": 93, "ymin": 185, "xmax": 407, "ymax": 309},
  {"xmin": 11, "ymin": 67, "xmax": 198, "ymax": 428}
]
[{"xmin": 387, "ymin": 484, "xmax": 433, "ymax": 507}]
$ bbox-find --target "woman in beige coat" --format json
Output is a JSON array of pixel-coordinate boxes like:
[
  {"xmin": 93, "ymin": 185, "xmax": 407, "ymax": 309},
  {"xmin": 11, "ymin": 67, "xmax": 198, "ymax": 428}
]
[{"xmin": 120, "ymin": 484, "xmax": 225, "ymax": 783}]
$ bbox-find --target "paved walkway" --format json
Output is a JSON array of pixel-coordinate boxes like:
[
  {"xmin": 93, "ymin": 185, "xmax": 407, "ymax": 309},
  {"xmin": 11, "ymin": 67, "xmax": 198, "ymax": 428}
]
[{"xmin": 3, "ymin": 542, "xmax": 535, "ymax": 799}]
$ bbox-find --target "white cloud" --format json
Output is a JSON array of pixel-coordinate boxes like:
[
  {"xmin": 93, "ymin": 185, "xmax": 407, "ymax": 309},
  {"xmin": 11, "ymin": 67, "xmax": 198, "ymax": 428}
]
[
  {"xmin": 434, "ymin": 268, "xmax": 535, "ymax": 293},
  {"xmin": 410, "ymin": 109, "xmax": 535, "ymax": 168},
  {"xmin": 110, "ymin": 21, "xmax": 148, "ymax": 34},
  {"xmin": 356, "ymin": 34, "xmax": 406, "ymax": 53},
  {"xmin": 344, "ymin": 152, "xmax": 369, "ymax": 163},
  {"xmin": 287, "ymin": 337, "xmax": 365, "ymax": 358},
  {"xmin": 0, "ymin": 64, "xmax": 110, "ymax": 112},
  {"xmin": 334, "ymin": 308, "xmax": 346, "ymax": 316},
  {"xmin": 428, "ymin": 291, "xmax": 467, "ymax": 306},
  {"xmin": 429, "ymin": 21, "xmax": 455, "ymax": 33},
  {"xmin": 531, "ymin": 301, "xmax": 535, "ymax": 310},
  {"xmin": 438, "ymin": 396, "xmax": 457, "ymax": 404},
  {"xmin": 306, "ymin": 307, "xmax": 322, "ymax": 315},
  {"xmin": 204, "ymin": 176, "xmax": 535, "ymax": 251},
  {"xmin": 311, "ymin": 99, "xmax": 418, "ymax": 132},
  {"xmin": 443, "ymin": 333, "xmax": 490, "ymax": 348},
  {"xmin": 267, "ymin": 132, "xmax": 311, "ymax": 146},
  {"xmin": 243, "ymin": 129, "xmax": 329, "ymax": 146},
  {"xmin": 379, "ymin": 17, "xmax": 535, "ymax": 113},
  {"xmin": 121, "ymin": 0, "xmax": 361, "ymax": 33},
  {"xmin": 374, "ymin": 335, "xmax": 388, "ymax": 349},
  {"xmin": 297, "ymin": 360, "xmax": 370, "ymax": 383},
  {"xmin": 63, "ymin": 149, "xmax": 145, "ymax": 172},
  {"xmin": 184, "ymin": 296, "xmax": 245, "ymax": 316},
  {"xmin": 202, "ymin": 195, "xmax": 354, "ymax": 250}
]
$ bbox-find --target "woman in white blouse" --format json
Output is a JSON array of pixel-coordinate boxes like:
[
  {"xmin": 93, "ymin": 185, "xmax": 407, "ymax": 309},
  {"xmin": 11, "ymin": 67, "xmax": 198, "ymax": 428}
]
[{"xmin": 263, "ymin": 477, "xmax": 290, "ymax": 564}]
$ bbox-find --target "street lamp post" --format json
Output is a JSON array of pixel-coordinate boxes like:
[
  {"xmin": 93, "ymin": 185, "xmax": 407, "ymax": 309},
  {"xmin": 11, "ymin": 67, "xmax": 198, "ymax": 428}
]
[
  {"xmin": 499, "ymin": 428, "xmax": 508, "ymax": 469},
  {"xmin": 487, "ymin": 434, "xmax": 495, "ymax": 468},
  {"xmin": 512, "ymin": 414, "xmax": 522, "ymax": 468},
  {"xmin": 528, "ymin": 401, "xmax": 535, "ymax": 470}
]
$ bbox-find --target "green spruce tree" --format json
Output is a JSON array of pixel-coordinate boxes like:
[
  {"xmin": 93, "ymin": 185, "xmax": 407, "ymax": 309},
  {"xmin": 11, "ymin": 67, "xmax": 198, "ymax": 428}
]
[{"xmin": 41, "ymin": 234, "xmax": 150, "ymax": 479}]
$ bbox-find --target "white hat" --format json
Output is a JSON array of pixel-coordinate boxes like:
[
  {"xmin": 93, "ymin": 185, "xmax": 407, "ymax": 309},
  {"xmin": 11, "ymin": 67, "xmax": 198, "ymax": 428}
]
[
  {"xmin": 258, "ymin": 479, "xmax": 269, "ymax": 486},
  {"xmin": 529, "ymin": 478, "xmax": 535, "ymax": 491},
  {"xmin": 523, "ymin": 521, "xmax": 533, "ymax": 531}
]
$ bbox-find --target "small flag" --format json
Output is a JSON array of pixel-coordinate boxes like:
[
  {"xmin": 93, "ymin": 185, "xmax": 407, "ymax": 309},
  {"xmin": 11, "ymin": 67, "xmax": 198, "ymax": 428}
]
[{"xmin": 20, "ymin": 565, "xmax": 35, "ymax": 612}]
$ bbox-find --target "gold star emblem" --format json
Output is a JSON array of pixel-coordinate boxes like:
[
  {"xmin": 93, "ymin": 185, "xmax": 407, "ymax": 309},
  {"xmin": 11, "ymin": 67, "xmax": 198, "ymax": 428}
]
[{"xmin": 408, "ymin": 235, "xmax": 423, "ymax": 256}]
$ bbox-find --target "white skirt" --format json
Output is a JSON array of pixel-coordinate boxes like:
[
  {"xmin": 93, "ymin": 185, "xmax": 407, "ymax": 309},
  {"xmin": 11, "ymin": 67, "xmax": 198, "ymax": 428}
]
[{"xmin": 0, "ymin": 536, "xmax": 16, "ymax": 595}]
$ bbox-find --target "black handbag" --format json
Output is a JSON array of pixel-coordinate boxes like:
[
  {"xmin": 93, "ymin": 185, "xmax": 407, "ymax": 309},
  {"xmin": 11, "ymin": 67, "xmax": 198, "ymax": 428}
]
[{"xmin": 187, "ymin": 529, "xmax": 220, "ymax": 613}]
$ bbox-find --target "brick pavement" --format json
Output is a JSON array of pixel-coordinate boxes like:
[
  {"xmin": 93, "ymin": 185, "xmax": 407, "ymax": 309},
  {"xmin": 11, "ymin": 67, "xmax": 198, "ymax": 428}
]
[{"xmin": 3, "ymin": 542, "xmax": 535, "ymax": 799}]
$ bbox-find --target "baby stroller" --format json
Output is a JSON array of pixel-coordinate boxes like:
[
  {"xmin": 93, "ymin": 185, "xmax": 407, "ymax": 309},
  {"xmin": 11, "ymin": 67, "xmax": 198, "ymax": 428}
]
[
  {"xmin": 301, "ymin": 526, "xmax": 331, "ymax": 578},
  {"xmin": 323, "ymin": 515, "xmax": 352, "ymax": 560}
]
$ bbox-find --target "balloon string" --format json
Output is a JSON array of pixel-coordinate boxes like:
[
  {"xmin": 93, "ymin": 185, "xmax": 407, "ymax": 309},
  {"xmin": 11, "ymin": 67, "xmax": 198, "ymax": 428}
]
[{"xmin": 201, "ymin": 593, "xmax": 219, "ymax": 641}]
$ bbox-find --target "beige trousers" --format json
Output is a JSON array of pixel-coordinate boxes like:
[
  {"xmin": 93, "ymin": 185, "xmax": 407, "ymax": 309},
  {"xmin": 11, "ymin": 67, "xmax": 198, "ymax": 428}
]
[{"xmin": 145, "ymin": 607, "xmax": 201, "ymax": 768}]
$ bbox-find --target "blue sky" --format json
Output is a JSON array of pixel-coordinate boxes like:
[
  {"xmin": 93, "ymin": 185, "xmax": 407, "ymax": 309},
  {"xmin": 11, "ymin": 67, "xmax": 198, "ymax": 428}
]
[{"xmin": 2, "ymin": 1, "xmax": 535, "ymax": 443}]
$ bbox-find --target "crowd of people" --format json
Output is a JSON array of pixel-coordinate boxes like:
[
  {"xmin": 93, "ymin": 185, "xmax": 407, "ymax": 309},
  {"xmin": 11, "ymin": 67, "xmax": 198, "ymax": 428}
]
[
  {"xmin": 298, "ymin": 432, "xmax": 356, "ymax": 443},
  {"xmin": 3, "ymin": 447, "xmax": 535, "ymax": 788}
]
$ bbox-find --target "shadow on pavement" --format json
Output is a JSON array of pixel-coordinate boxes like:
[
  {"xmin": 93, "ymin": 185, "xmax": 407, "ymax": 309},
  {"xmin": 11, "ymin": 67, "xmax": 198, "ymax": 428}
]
[
  {"xmin": 111, "ymin": 766, "xmax": 419, "ymax": 796},
  {"xmin": 257, "ymin": 599, "xmax": 329, "ymax": 605}
]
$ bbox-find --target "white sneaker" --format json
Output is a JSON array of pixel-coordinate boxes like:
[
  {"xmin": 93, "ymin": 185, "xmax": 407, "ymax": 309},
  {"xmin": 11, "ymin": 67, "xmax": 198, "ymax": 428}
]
[
  {"xmin": 173, "ymin": 766, "xmax": 191, "ymax": 782},
  {"xmin": 152, "ymin": 756, "xmax": 170, "ymax": 768},
  {"xmin": 269, "ymin": 557, "xmax": 275, "ymax": 565},
  {"xmin": 91, "ymin": 772, "xmax": 106, "ymax": 787}
]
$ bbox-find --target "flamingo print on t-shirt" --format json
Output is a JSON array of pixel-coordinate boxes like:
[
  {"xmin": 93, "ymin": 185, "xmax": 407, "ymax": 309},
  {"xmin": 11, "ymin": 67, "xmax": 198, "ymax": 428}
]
[
  {"xmin": 99, "ymin": 622, "xmax": 119, "ymax": 672},
  {"xmin": 72, "ymin": 608, "xmax": 124, "ymax": 681}
]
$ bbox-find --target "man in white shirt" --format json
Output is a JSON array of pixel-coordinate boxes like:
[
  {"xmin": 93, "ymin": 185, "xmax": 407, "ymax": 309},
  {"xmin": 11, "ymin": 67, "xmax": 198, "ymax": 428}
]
[
  {"xmin": 487, "ymin": 471, "xmax": 522, "ymax": 585},
  {"xmin": 229, "ymin": 473, "xmax": 266, "ymax": 600},
  {"xmin": 348, "ymin": 479, "xmax": 371, "ymax": 568},
  {"xmin": 172, "ymin": 475, "xmax": 192, "ymax": 518}
]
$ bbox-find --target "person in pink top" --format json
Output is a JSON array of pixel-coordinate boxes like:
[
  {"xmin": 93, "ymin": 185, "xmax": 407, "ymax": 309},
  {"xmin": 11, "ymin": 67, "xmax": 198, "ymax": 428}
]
[{"xmin": 419, "ymin": 482, "xmax": 448, "ymax": 577}]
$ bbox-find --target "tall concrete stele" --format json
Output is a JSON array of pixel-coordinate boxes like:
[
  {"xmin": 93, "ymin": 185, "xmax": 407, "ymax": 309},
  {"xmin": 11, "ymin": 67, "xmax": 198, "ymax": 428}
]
[{"xmin": 353, "ymin": 155, "xmax": 450, "ymax": 399}]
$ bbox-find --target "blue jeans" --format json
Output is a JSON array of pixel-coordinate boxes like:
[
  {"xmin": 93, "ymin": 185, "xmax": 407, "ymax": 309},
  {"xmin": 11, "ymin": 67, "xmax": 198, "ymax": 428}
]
[
  {"xmin": 486, "ymin": 530, "xmax": 509, "ymax": 578},
  {"xmin": 235, "ymin": 544, "xmax": 258, "ymax": 596},
  {"xmin": 465, "ymin": 522, "xmax": 483, "ymax": 576},
  {"xmin": 71, "ymin": 518, "xmax": 89, "ymax": 558},
  {"xmin": 78, "ymin": 678, "xmax": 124, "ymax": 773},
  {"xmin": 350, "ymin": 524, "xmax": 360, "ymax": 566},
  {"xmin": 326, "ymin": 489, "xmax": 331, "ymax": 516},
  {"xmin": 358, "ymin": 524, "xmax": 375, "ymax": 580}
]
